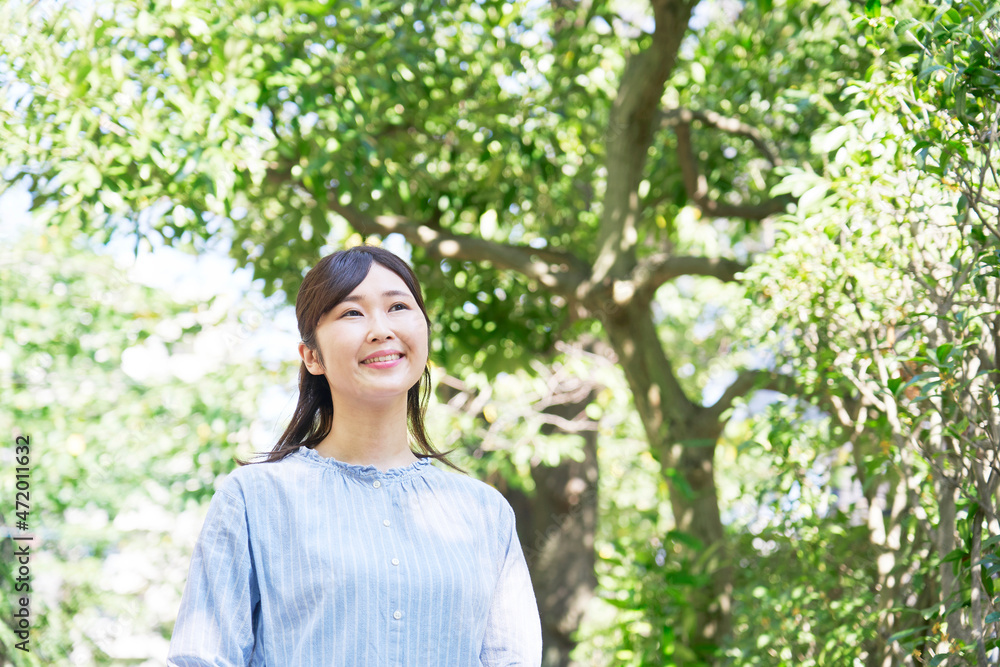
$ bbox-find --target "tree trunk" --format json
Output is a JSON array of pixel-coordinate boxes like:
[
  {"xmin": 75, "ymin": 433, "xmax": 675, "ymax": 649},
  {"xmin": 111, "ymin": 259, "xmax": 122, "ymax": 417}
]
[
  {"xmin": 530, "ymin": 431, "xmax": 599, "ymax": 666},
  {"xmin": 501, "ymin": 390, "xmax": 599, "ymax": 667},
  {"xmin": 600, "ymin": 299, "xmax": 732, "ymax": 660}
]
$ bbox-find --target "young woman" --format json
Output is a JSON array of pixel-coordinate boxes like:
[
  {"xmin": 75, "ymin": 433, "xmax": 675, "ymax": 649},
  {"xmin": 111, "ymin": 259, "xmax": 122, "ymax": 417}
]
[{"xmin": 167, "ymin": 246, "xmax": 542, "ymax": 665}]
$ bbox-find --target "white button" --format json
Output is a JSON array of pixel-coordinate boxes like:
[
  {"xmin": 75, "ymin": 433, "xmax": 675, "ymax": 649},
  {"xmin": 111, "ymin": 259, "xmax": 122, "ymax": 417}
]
[
  {"xmin": 372, "ymin": 480, "xmax": 381, "ymax": 489},
  {"xmin": 391, "ymin": 558, "xmax": 399, "ymax": 566},
  {"xmin": 383, "ymin": 519, "xmax": 391, "ymax": 527},
  {"xmin": 393, "ymin": 610, "xmax": 402, "ymax": 620}
]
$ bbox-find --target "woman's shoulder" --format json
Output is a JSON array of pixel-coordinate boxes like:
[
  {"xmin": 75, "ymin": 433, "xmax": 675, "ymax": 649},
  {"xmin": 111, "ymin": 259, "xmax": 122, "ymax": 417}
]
[
  {"xmin": 421, "ymin": 465, "xmax": 519, "ymax": 554},
  {"xmin": 212, "ymin": 450, "xmax": 312, "ymax": 498},
  {"xmin": 422, "ymin": 463, "xmax": 514, "ymax": 513}
]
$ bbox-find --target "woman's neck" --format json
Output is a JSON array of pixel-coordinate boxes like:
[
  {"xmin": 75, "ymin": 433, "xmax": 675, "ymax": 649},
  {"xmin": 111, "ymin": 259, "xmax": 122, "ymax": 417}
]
[{"xmin": 312, "ymin": 397, "xmax": 417, "ymax": 471}]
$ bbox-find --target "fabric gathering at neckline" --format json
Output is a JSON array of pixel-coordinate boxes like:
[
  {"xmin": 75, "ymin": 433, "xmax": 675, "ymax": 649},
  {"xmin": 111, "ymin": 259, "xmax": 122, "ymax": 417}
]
[{"xmin": 292, "ymin": 446, "xmax": 433, "ymax": 481}]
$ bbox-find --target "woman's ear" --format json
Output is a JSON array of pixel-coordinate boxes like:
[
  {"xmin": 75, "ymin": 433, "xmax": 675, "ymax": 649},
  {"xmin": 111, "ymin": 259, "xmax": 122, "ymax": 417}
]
[{"xmin": 298, "ymin": 342, "xmax": 325, "ymax": 375}]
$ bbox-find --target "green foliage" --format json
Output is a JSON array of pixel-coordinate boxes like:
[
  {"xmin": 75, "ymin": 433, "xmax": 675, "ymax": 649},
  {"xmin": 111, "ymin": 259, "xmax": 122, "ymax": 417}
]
[
  {"xmin": 728, "ymin": 518, "xmax": 878, "ymax": 666},
  {"xmin": 0, "ymin": 0, "xmax": 614, "ymax": 375},
  {"xmin": 575, "ymin": 428, "xmax": 709, "ymax": 666},
  {"xmin": 4, "ymin": 0, "xmax": 998, "ymax": 663},
  {"xmin": 0, "ymin": 226, "xmax": 279, "ymax": 663},
  {"xmin": 742, "ymin": 0, "xmax": 1000, "ymax": 662},
  {"xmin": 722, "ymin": 399, "xmax": 889, "ymax": 665}
]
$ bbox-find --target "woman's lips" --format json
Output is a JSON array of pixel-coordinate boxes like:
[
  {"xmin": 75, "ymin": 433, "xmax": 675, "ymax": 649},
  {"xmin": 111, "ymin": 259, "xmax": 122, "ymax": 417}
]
[{"xmin": 360, "ymin": 353, "xmax": 403, "ymax": 367}]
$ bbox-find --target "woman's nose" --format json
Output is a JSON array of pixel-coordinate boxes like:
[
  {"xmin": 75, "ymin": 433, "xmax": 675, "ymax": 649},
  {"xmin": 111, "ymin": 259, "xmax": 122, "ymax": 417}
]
[{"xmin": 368, "ymin": 312, "xmax": 395, "ymax": 341}]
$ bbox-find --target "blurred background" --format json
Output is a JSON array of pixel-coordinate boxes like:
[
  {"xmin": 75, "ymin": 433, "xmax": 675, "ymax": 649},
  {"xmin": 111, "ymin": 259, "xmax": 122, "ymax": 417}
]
[{"xmin": 1, "ymin": 0, "xmax": 998, "ymax": 664}]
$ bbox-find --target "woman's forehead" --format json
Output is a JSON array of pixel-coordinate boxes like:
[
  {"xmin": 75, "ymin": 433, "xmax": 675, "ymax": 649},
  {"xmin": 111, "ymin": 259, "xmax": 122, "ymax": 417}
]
[{"xmin": 344, "ymin": 264, "xmax": 414, "ymax": 300}]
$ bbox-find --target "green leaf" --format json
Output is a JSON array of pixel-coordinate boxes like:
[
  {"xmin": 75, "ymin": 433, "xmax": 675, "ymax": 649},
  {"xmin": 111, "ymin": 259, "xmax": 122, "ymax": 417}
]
[
  {"xmin": 666, "ymin": 530, "xmax": 705, "ymax": 551},
  {"xmin": 918, "ymin": 65, "xmax": 948, "ymax": 80},
  {"xmin": 894, "ymin": 18, "xmax": 922, "ymax": 35},
  {"xmin": 888, "ymin": 626, "xmax": 928, "ymax": 644},
  {"xmin": 603, "ymin": 596, "xmax": 635, "ymax": 610},
  {"xmin": 935, "ymin": 343, "xmax": 954, "ymax": 364},
  {"xmin": 865, "ymin": 0, "xmax": 881, "ymax": 18},
  {"xmin": 941, "ymin": 547, "xmax": 967, "ymax": 564},
  {"xmin": 943, "ymin": 72, "xmax": 956, "ymax": 97},
  {"xmin": 901, "ymin": 371, "xmax": 940, "ymax": 390},
  {"xmin": 812, "ymin": 126, "xmax": 851, "ymax": 153}
]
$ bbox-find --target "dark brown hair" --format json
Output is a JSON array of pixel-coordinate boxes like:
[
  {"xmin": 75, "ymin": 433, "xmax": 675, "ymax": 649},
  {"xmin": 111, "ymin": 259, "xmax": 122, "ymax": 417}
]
[{"xmin": 247, "ymin": 245, "xmax": 458, "ymax": 469}]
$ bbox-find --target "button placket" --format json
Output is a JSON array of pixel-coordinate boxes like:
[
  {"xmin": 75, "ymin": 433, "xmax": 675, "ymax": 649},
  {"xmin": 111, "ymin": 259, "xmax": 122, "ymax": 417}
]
[{"xmin": 378, "ymin": 479, "xmax": 404, "ymax": 628}]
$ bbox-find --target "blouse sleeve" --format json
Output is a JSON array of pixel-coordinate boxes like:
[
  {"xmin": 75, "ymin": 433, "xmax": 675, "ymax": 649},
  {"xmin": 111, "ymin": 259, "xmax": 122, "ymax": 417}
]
[
  {"xmin": 167, "ymin": 484, "xmax": 259, "ymax": 667},
  {"xmin": 480, "ymin": 502, "xmax": 543, "ymax": 666}
]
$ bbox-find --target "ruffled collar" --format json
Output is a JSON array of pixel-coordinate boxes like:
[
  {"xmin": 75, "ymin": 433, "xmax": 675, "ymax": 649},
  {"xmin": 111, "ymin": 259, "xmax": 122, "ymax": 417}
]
[{"xmin": 293, "ymin": 447, "xmax": 432, "ymax": 482}]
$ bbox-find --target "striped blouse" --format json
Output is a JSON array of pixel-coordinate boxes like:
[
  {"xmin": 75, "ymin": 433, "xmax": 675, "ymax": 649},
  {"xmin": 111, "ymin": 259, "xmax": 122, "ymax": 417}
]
[{"xmin": 167, "ymin": 448, "xmax": 542, "ymax": 666}]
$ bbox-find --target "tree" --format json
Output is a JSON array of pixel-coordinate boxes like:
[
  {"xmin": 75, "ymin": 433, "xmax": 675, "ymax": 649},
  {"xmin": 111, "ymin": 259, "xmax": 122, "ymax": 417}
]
[
  {"xmin": 741, "ymin": 1, "xmax": 1000, "ymax": 663},
  {"xmin": 0, "ymin": 223, "xmax": 281, "ymax": 663},
  {"xmin": 2, "ymin": 0, "xmax": 877, "ymax": 661}
]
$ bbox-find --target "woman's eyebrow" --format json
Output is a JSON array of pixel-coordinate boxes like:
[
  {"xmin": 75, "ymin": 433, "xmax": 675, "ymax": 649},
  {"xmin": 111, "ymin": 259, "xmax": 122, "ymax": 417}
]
[{"xmin": 341, "ymin": 290, "xmax": 412, "ymax": 303}]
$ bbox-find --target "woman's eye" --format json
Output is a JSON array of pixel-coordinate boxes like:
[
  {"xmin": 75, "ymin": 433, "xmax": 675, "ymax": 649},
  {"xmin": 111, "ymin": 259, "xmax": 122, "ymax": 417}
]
[{"xmin": 340, "ymin": 304, "xmax": 408, "ymax": 317}]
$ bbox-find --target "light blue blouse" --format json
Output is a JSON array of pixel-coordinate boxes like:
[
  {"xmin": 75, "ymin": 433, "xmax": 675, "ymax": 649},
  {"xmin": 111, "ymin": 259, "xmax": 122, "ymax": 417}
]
[{"xmin": 167, "ymin": 448, "xmax": 542, "ymax": 666}]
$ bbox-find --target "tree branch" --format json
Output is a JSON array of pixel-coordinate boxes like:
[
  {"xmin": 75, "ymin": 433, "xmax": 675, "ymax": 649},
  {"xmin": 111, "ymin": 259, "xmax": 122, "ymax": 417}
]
[
  {"xmin": 738, "ymin": 370, "xmax": 869, "ymax": 432},
  {"xmin": 703, "ymin": 369, "xmax": 766, "ymax": 422},
  {"xmin": 630, "ymin": 251, "xmax": 747, "ymax": 294},
  {"xmin": 662, "ymin": 107, "xmax": 781, "ymax": 166},
  {"xmin": 264, "ymin": 159, "xmax": 592, "ymax": 296},
  {"xmin": 591, "ymin": 0, "xmax": 697, "ymax": 286},
  {"xmin": 327, "ymin": 198, "xmax": 590, "ymax": 297},
  {"xmin": 673, "ymin": 118, "xmax": 793, "ymax": 220}
]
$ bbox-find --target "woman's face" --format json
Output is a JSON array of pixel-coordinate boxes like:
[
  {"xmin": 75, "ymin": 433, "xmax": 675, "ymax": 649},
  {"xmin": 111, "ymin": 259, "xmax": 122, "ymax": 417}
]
[{"xmin": 300, "ymin": 263, "xmax": 429, "ymax": 407}]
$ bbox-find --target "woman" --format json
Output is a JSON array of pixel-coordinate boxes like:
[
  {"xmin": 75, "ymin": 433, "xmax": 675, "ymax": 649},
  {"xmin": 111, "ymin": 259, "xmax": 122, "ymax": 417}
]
[{"xmin": 167, "ymin": 246, "xmax": 542, "ymax": 665}]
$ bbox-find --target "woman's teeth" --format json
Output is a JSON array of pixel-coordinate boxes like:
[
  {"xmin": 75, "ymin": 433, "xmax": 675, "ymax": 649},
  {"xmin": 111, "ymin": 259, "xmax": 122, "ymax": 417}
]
[{"xmin": 362, "ymin": 354, "xmax": 402, "ymax": 364}]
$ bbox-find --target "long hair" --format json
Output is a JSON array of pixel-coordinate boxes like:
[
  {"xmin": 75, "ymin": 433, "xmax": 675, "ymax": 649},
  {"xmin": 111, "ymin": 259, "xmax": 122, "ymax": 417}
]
[{"xmin": 246, "ymin": 245, "xmax": 459, "ymax": 470}]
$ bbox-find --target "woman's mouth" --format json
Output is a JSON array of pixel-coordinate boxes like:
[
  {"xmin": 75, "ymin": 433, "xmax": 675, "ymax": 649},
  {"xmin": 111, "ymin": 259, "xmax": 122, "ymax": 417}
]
[{"xmin": 361, "ymin": 353, "xmax": 403, "ymax": 366}]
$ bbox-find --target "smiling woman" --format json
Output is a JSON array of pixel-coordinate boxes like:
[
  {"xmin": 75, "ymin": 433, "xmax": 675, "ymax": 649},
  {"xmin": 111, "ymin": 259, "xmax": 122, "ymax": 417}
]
[
  {"xmin": 298, "ymin": 264, "xmax": 431, "ymax": 466},
  {"xmin": 167, "ymin": 245, "xmax": 543, "ymax": 666},
  {"xmin": 262, "ymin": 247, "xmax": 450, "ymax": 470}
]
